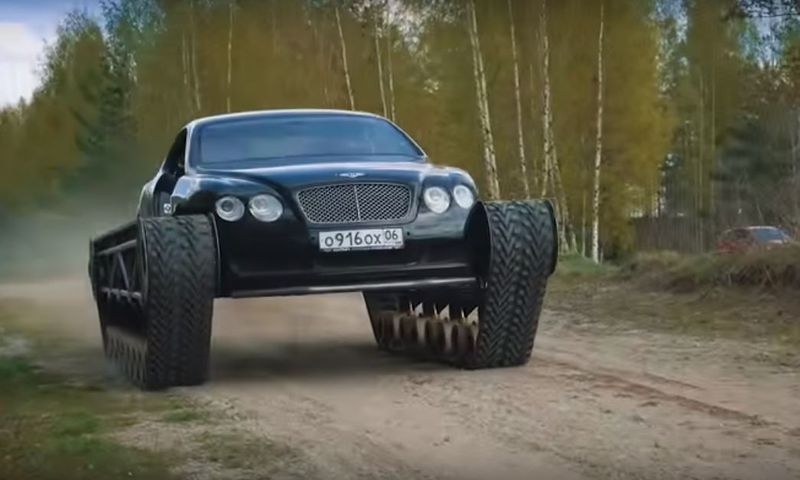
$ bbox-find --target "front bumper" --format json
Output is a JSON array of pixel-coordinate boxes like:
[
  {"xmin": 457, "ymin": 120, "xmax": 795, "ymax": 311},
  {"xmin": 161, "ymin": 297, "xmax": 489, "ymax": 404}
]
[{"xmin": 214, "ymin": 206, "xmax": 478, "ymax": 297}]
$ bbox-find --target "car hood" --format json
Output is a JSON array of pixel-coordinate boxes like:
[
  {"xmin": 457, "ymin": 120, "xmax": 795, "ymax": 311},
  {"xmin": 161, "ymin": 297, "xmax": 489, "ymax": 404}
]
[{"xmin": 194, "ymin": 158, "xmax": 472, "ymax": 191}]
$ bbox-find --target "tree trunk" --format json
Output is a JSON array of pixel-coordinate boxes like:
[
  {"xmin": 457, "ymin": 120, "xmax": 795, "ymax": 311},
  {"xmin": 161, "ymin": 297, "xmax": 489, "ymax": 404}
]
[
  {"xmin": 581, "ymin": 191, "xmax": 587, "ymax": 256},
  {"xmin": 540, "ymin": 1, "xmax": 553, "ymax": 197},
  {"xmin": 698, "ymin": 73, "xmax": 705, "ymax": 251},
  {"xmin": 507, "ymin": 0, "xmax": 529, "ymax": 198},
  {"xmin": 528, "ymin": 61, "xmax": 539, "ymax": 194},
  {"xmin": 226, "ymin": 0, "xmax": 234, "ymax": 113},
  {"xmin": 550, "ymin": 153, "xmax": 575, "ymax": 251},
  {"xmin": 373, "ymin": 8, "xmax": 388, "ymax": 118},
  {"xmin": 271, "ymin": 0, "xmax": 278, "ymax": 54},
  {"xmin": 181, "ymin": 33, "xmax": 192, "ymax": 115},
  {"xmin": 386, "ymin": 24, "xmax": 397, "ymax": 121},
  {"xmin": 467, "ymin": 0, "xmax": 501, "ymax": 200},
  {"xmin": 335, "ymin": 6, "xmax": 356, "ymax": 110},
  {"xmin": 189, "ymin": 1, "xmax": 202, "ymax": 114},
  {"xmin": 792, "ymin": 111, "xmax": 799, "ymax": 226},
  {"xmin": 539, "ymin": 0, "xmax": 572, "ymax": 251},
  {"xmin": 591, "ymin": 2, "xmax": 605, "ymax": 263}
]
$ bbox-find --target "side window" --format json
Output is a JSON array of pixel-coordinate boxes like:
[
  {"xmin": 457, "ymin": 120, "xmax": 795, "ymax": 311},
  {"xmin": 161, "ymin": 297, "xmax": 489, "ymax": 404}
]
[{"xmin": 162, "ymin": 130, "xmax": 188, "ymax": 176}]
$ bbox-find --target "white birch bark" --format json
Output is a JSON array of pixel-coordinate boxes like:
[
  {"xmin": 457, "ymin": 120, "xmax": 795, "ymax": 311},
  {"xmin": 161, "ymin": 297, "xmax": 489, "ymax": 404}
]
[
  {"xmin": 528, "ymin": 61, "xmax": 539, "ymax": 194},
  {"xmin": 373, "ymin": 8, "xmax": 388, "ymax": 118},
  {"xmin": 335, "ymin": 6, "xmax": 356, "ymax": 111},
  {"xmin": 507, "ymin": 0, "xmax": 530, "ymax": 198},
  {"xmin": 540, "ymin": 1, "xmax": 553, "ymax": 197},
  {"xmin": 551, "ymin": 153, "xmax": 575, "ymax": 251},
  {"xmin": 540, "ymin": 0, "xmax": 573, "ymax": 251},
  {"xmin": 189, "ymin": 1, "xmax": 202, "ymax": 114},
  {"xmin": 467, "ymin": 0, "xmax": 501, "ymax": 200},
  {"xmin": 386, "ymin": 27, "xmax": 396, "ymax": 121},
  {"xmin": 581, "ymin": 191, "xmax": 587, "ymax": 256},
  {"xmin": 181, "ymin": 33, "xmax": 192, "ymax": 115},
  {"xmin": 591, "ymin": 2, "xmax": 605, "ymax": 263},
  {"xmin": 226, "ymin": 1, "xmax": 234, "ymax": 113}
]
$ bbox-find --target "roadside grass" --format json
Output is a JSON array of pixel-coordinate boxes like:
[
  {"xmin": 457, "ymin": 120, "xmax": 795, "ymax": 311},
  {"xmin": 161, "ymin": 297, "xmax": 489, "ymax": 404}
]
[
  {"xmin": 620, "ymin": 246, "xmax": 800, "ymax": 291},
  {"xmin": 0, "ymin": 355, "xmax": 180, "ymax": 480},
  {"xmin": 199, "ymin": 432, "xmax": 301, "ymax": 472},
  {"xmin": 0, "ymin": 303, "xmax": 189, "ymax": 479},
  {"xmin": 0, "ymin": 301, "xmax": 306, "ymax": 479},
  {"xmin": 161, "ymin": 408, "xmax": 209, "ymax": 424},
  {"xmin": 556, "ymin": 252, "xmax": 619, "ymax": 278},
  {"xmin": 548, "ymin": 249, "xmax": 800, "ymax": 364}
]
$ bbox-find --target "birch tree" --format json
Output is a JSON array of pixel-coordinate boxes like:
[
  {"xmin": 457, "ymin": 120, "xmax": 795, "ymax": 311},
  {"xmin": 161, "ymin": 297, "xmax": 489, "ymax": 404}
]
[
  {"xmin": 181, "ymin": 33, "xmax": 192, "ymax": 115},
  {"xmin": 189, "ymin": 1, "xmax": 202, "ymax": 114},
  {"xmin": 507, "ymin": 0, "xmax": 530, "ymax": 198},
  {"xmin": 539, "ymin": 0, "xmax": 572, "ymax": 250},
  {"xmin": 386, "ymin": 16, "xmax": 396, "ymax": 121},
  {"xmin": 373, "ymin": 6, "xmax": 388, "ymax": 117},
  {"xmin": 540, "ymin": 1, "xmax": 554, "ymax": 197},
  {"xmin": 335, "ymin": 6, "xmax": 356, "ymax": 110},
  {"xmin": 226, "ymin": 0, "xmax": 234, "ymax": 113},
  {"xmin": 467, "ymin": 0, "xmax": 501, "ymax": 199},
  {"xmin": 591, "ymin": 2, "xmax": 605, "ymax": 262}
]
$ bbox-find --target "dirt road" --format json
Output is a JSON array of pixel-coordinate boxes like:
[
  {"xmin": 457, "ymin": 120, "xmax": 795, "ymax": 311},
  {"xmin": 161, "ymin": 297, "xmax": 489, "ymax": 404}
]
[{"xmin": 2, "ymin": 278, "xmax": 799, "ymax": 480}]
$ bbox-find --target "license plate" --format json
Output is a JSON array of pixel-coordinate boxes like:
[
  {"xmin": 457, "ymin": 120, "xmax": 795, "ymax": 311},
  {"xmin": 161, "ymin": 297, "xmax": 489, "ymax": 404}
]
[{"xmin": 319, "ymin": 228, "xmax": 404, "ymax": 252}]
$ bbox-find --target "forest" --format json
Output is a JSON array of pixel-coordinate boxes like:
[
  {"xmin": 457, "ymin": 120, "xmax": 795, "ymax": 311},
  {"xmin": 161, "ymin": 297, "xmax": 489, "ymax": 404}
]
[{"xmin": 0, "ymin": 0, "xmax": 798, "ymax": 260}]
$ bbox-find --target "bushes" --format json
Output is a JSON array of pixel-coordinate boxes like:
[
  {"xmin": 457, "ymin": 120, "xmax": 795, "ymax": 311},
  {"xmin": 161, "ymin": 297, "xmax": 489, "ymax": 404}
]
[{"xmin": 623, "ymin": 246, "xmax": 800, "ymax": 291}]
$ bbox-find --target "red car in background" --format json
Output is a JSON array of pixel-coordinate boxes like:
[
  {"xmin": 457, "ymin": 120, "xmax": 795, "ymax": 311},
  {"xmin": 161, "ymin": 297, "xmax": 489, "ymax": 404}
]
[{"xmin": 716, "ymin": 226, "xmax": 794, "ymax": 253}]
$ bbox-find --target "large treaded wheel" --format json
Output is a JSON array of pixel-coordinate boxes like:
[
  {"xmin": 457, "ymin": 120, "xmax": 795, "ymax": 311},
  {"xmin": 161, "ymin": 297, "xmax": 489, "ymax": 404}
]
[
  {"xmin": 470, "ymin": 200, "xmax": 556, "ymax": 368},
  {"xmin": 362, "ymin": 200, "xmax": 556, "ymax": 370},
  {"xmin": 96, "ymin": 215, "xmax": 217, "ymax": 390}
]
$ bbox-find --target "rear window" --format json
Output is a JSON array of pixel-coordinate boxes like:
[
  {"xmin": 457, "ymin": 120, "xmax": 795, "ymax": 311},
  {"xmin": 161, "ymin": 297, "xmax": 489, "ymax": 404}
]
[
  {"xmin": 751, "ymin": 227, "xmax": 788, "ymax": 242},
  {"xmin": 198, "ymin": 115, "xmax": 421, "ymax": 164}
]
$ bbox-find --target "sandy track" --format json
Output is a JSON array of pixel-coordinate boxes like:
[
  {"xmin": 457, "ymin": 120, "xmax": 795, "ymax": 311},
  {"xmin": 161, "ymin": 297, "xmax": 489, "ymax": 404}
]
[{"xmin": 2, "ymin": 278, "xmax": 799, "ymax": 479}]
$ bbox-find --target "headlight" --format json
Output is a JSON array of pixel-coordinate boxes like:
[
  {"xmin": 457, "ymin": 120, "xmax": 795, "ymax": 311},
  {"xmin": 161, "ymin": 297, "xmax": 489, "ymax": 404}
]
[
  {"xmin": 249, "ymin": 194, "xmax": 283, "ymax": 222},
  {"xmin": 215, "ymin": 196, "xmax": 245, "ymax": 222},
  {"xmin": 453, "ymin": 185, "xmax": 475, "ymax": 209},
  {"xmin": 423, "ymin": 186, "xmax": 450, "ymax": 214}
]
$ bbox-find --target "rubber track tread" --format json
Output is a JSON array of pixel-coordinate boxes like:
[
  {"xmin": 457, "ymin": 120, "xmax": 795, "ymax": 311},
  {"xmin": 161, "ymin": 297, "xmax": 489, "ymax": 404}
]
[
  {"xmin": 361, "ymin": 200, "xmax": 555, "ymax": 370},
  {"xmin": 100, "ymin": 215, "xmax": 216, "ymax": 390},
  {"xmin": 471, "ymin": 200, "xmax": 555, "ymax": 368}
]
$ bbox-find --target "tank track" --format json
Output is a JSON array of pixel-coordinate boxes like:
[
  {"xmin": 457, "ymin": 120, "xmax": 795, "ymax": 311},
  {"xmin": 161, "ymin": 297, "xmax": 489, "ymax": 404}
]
[
  {"xmin": 365, "ymin": 200, "xmax": 557, "ymax": 369},
  {"xmin": 89, "ymin": 215, "xmax": 217, "ymax": 390}
]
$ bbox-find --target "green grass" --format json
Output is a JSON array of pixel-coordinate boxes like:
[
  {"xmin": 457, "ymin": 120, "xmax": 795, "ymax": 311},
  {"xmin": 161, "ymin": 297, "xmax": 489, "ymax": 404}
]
[
  {"xmin": 547, "ymin": 273, "xmax": 800, "ymax": 364},
  {"xmin": 0, "ymin": 356, "xmax": 180, "ymax": 480},
  {"xmin": 161, "ymin": 408, "xmax": 207, "ymax": 424},
  {"xmin": 619, "ymin": 246, "xmax": 800, "ymax": 291},
  {"xmin": 0, "ymin": 301, "xmax": 303, "ymax": 479},
  {"xmin": 556, "ymin": 252, "xmax": 618, "ymax": 277},
  {"xmin": 548, "ymin": 249, "xmax": 800, "ymax": 364},
  {"xmin": 200, "ymin": 432, "xmax": 298, "ymax": 472}
]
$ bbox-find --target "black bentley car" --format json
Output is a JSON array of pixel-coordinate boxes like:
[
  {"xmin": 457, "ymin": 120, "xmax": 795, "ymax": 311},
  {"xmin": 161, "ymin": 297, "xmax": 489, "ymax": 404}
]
[{"xmin": 89, "ymin": 109, "xmax": 557, "ymax": 389}]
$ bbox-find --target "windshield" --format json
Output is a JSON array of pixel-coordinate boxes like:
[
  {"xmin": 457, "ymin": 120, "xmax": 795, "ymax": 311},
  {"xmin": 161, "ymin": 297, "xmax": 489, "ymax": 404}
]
[
  {"xmin": 198, "ymin": 115, "xmax": 422, "ymax": 164},
  {"xmin": 751, "ymin": 227, "xmax": 788, "ymax": 242}
]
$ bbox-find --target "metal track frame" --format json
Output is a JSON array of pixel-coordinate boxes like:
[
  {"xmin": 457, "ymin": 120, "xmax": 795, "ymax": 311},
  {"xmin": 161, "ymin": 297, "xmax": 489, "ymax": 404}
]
[{"xmin": 89, "ymin": 221, "xmax": 145, "ymax": 334}]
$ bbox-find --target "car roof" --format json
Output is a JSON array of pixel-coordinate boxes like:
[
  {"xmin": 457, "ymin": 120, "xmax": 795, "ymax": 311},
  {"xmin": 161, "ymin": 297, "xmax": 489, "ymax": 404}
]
[
  {"xmin": 744, "ymin": 226, "xmax": 780, "ymax": 230},
  {"xmin": 185, "ymin": 109, "xmax": 385, "ymax": 130}
]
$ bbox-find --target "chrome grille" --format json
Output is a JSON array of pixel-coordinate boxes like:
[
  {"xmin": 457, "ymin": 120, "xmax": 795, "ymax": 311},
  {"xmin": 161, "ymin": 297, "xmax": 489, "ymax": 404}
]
[{"xmin": 297, "ymin": 183, "xmax": 412, "ymax": 224}]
